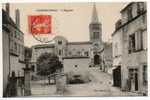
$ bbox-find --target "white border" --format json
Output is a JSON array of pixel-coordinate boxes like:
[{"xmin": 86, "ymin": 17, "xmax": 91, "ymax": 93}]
[
  {"xmin": 0, "ymin": 0, "xmax": 149, "ymax": 100},
  {"xmin": 0, "ymin": 0, "xmax": 148, "ymax": 3}
]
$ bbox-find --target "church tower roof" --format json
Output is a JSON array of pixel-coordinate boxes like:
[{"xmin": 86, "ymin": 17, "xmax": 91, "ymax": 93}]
[{"xmin": 91, "ymin": 3, "xmax": 99, "ymax": 23}]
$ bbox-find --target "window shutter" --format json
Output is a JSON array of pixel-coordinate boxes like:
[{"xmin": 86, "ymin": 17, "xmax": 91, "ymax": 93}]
[
  {"xmin": 135, "ymin": 32, "xmax": 139, "ymax": 51},
  {"xmin": 131, "ymin": 34, "xmax": 135, "ymax": 51},
  {"xmin": 128, "ymin": 35, "xmax": 132, "ymax": 53},
  {"xmin": 143, "ymin": 31, "xmax": 147, "ymax": 49},
  {"xmin": 136, "ymin": 30, "xmax": 143, "ymax": 51},
  {"xmin": 138, "ymin": 30, "xmax": 142, "ymax": 50},
  {"xmin": 140, "ymin": 30, "xmax": 143, "ymax": 50}
]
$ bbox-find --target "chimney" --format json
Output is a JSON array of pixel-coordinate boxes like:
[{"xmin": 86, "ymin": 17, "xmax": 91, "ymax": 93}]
[
  {"xmin": 6, "ymin": 3, "xmax": 10, "ymax": 15},
  {"xmin": 15, "ymin": 9, "xmax": 20, "ymax": 28}
]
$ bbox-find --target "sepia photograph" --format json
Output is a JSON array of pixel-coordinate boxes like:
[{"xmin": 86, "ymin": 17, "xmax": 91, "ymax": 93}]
[{"xmin": 2, "ymin": 2, "xmax": 147, "ymax": 97}]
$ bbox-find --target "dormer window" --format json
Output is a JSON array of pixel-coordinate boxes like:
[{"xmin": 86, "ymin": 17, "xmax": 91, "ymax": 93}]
[
  {"xmin": 137, "ymin": 2, "xmax": 144, "ymax": 15},
  {"xmin": 127, "ymin": 7, "xmax": 133, "ymax": 21}
]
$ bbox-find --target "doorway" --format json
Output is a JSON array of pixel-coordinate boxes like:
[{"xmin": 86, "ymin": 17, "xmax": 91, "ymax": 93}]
[
  {"xmin": 94, "ymin": 55, "xmax": 100, "ymax": 65},
  {"xmin": 129, "ymin": 68, "xmax": 138, "ymax": 91},
  {"xmin": 113, "ymin": 66, "xmax": 121, "ymax": 88}
]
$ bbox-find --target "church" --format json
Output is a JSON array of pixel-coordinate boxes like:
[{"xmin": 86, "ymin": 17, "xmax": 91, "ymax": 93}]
[{"xmin": 30, "ymin": 4, "xmax": 112, "ymax": 76}]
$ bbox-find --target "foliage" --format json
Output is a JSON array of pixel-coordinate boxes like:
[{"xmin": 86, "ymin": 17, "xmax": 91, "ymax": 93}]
[{"xmin": 36, "ymin": 52, "xmax": 63, "ymax": 76}]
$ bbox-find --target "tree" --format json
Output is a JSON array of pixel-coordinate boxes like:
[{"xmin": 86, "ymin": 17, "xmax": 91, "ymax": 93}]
[{"xmin": 36, "ymin": 52, "xmax": 63, "ymax": 76}]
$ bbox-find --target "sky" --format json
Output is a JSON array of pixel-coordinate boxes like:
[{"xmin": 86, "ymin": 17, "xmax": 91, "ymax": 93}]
[{"xmin": 3, "ymin": 3, "xmax": 127, "ymax": 47}]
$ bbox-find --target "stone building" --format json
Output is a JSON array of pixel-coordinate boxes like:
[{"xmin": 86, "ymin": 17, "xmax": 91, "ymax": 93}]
[
  {"xmin": 112, "ymin": 19, "xmax": 123, "ymax": 88},
  {"xmin": 102, "ymin": 42, "xmax": 112, "ymax": 73},
  {"xmin": 30, "ymin": 4, "xmax": 112, "ymax": 76},
  {"xmin": 112, "ymin": 2, "xmax": 147, "ymax": 94},
  {"xmin": 2, "ymin": 4, "xmax": 25, "ymax": 96},
  {"xmin": 9, "ymin": 8, "xmax": 25, "ymax": 78},
  {"xmin": 2, "ymin": 9, "xmax": 11, "ymax": 96}
]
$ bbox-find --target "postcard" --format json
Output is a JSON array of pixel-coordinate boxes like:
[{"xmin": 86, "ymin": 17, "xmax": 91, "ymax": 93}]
[{"xmin": 2, "ymin": 2, "xmax": 147, "ymax": 97}]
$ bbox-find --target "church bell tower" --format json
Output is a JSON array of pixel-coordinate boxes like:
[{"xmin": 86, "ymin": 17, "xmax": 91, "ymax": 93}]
[
  {"xmin": 89, "ymin": 4, "xmax": 102, "ymax": 42},
  {"xmin": 89, "ymin": 4, "xmax": 103, "ymax": 67}
]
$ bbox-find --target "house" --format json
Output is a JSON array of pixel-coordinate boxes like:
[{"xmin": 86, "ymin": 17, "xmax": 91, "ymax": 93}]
[{"xmin": 112, "ymin": 2, "xmax": 147, "ymax": 94}]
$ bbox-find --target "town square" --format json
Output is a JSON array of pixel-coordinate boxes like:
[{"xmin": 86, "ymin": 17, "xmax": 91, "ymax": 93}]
[{"xmin": 2, "ymin": 2, "xmax": 147, "ymax": 97}]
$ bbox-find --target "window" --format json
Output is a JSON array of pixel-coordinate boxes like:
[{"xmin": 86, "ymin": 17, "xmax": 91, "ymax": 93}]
[
  {"xmin": 142, "ymin": 14, "xmax": 146, "ymax": 23},
  {"xmin": 137, "ymin": 2, "xmax": 144, "ymax": 15},
  {"xmin": 84, "ymin": 51, "xmax": 89, "ymax": 56},
  {"xmin": 68, "ymin": 51, "xmax": 72, "ymax": 56},
  {"xmin": 129, "ymin": 30, "xmax": 143, "ymax": 53},
  {"xmin": 14, "ymin": 31, "xmax": 17, "ymax": 38},
  {"xmin": 92, "ymin": 24, "xmax": 100, "ymax": 30},
  {"xmin": 77, "ymin": 51, "xmax": 81, "ymax": 56},
  {"xmin": 127, "ymin": 7, "xmax": 133, "ymax": 21},
  {"xmin": 93, "ymin": 32, "xmax": 99, "ymax": 39},
  {"xmin": 10, "ymin": 40, "xmax": 13, "ymax": 51},
  {"xmin": 58, "ymin": 50, "xmax": 61, "ymax": 55},
  {"xmin": 122, "ymin": 25, "xmax": 128, "ymax": 33},
  {"xmin": 14, "ymin": 42, "xmax": 17, "ymax": 51},
  {"xmin": 31, "ymin": 65, "xmax": 35, "ymax": 72},
  {"xmin": 74, "ymin": 65, "xmax": 78, "ymax": 68},
  {"xmin": 143, "ymin": 65, "xmax": 147, "ymax": 85},
  {"xmin": 11, "ymin": 71, "xmax": 16, "ymax": 77},
  {"xmin": 58, "ymin": 41, "xmax": 62, "ymax": 45},
  {"xmin": 129, "ymin": 34, "xmax": 135, "ymax": 53},
  {"xmin": 18, "ymin": 44, "xmax": 20, "ymax": 54},
  {"xmin": 10, "ymin": 32, "xmax": 13, "ymax": 37},
  {"xmin": 17, "ymin": 32, "xmax": 20, "ymax": 40}
]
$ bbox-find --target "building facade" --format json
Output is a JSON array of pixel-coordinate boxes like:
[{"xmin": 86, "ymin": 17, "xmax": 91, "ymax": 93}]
[
  {"xmin": 30, "ymin": 4, "xmax": 112, "ymax": 76},
  {"xmin": 2, "ymin": 9, "xmax": 11, "ymax": 96},
  {"xmin": 2, "ymin": 5, "xmax": 25, "ymax": 96},
  {"xmin": 112, "ymin": 19, "xmax": 123, "ymax": 88},
  {"xmin": 9, "ymin": 9, "xmax": 25, "ymax": 77},
  {"xmin": 112, "ymin": 2, "xmax": 147, "ymax": 94}
]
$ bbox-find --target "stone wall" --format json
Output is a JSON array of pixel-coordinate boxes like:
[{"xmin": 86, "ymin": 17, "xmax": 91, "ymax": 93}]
[{"xmin": 63, "ymin": 57, "xmax": 90, "ymax": 74}]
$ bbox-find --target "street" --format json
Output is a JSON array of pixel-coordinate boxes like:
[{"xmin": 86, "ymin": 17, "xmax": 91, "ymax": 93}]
[
  {"xmin": 30, "ymin": 68, "xmax": 140, "ymax": 96},
  {"xmin": 2, "ymin": 2, "xmax": 147, "ymax": 97}
]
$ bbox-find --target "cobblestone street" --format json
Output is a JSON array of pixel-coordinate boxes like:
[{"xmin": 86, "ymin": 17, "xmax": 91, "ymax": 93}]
[{"xmin": 30, "ymin": 68, "xmax": 140, "ymax": 96}]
